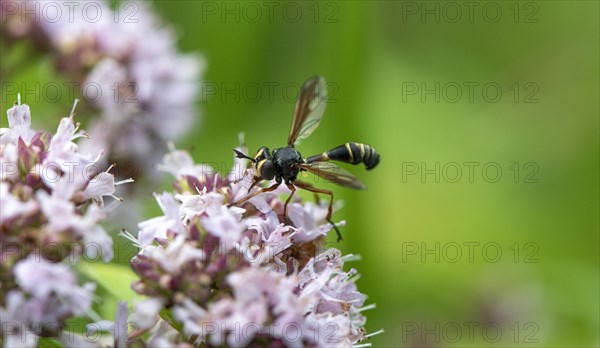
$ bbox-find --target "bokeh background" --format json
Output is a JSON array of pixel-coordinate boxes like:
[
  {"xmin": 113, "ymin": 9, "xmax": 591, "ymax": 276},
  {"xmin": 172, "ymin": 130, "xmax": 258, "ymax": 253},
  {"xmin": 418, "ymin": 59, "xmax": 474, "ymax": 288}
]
[{"xmin": 2, "ymin": 1, "xmax": 598, "ymax": 347}]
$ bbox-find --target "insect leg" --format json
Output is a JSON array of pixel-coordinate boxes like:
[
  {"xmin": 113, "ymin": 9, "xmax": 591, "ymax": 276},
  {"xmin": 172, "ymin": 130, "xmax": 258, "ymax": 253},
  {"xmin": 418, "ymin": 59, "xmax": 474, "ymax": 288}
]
[
  {"xmin": 283, "ymin": 184, "xmax": 296, "ymax": 222},
  {"xmin": 293, "ymin": 179, "xmax": 319, "ymax": 203},
  {"xmin": 232, "ymin": 169, "xmax": 257, "ymax": 185},
  {"xmin": 230, "ymin": 182, "xmax": 280, "ymax": 207},
  {"xmin": 293, "ymin": 181, "xmax": 342, "ymax": 242},
  {"xmin": 247, "ymin": 176, "xmax": 263, "ymax": 193}
]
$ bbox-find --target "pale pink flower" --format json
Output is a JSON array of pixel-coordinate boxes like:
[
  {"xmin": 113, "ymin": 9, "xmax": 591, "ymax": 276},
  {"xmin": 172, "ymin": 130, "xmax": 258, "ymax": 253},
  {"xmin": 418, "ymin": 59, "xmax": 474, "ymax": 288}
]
[{"xmin": 129, "ymin": 146, "xmax": 378, "ymax": 347}]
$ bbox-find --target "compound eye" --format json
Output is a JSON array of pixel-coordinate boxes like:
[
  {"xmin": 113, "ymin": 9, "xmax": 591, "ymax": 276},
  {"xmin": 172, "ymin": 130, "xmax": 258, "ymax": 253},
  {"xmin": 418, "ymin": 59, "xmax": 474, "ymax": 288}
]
[{"xmin": 259, "ymin": 159, "xmax": 275, "ymax": 180}]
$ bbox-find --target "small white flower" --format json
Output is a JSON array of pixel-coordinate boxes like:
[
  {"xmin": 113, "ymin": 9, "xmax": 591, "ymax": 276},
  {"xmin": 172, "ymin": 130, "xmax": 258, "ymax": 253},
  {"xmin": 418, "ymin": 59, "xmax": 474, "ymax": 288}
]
[
  {"xmin": 138, "ymin": 192, "xmax": 186, "ymax": 246},
  {"xmin": 2, "ymin": 103, "xmax": 36, "ymax": 145},
  {"xmin": 14, "ymin": 256, "xmax": 96, "ymax": 321},
  {"xmin": 84, "ymin": 165, "xmax": 134, "ymax": 204},
  {"xmin": 130, "ymin": 146, "xmax": 375, "ymax": 346},
  {"xmin": 35, "ymin": 190, "xmax": 78, "ymax": 233},
  {"xmin": 130, "ymin": 298, "xmax": 164, "ymax": 331},
  {"xmin": 0, "ymin": 182, "xmax": 38, "ymax": 223},
  {"xmin": 0, "ymin": 292, "xmax": 39, "ymax": 348},
  {"xmin": 1, "ymin": 101, "xmax": 127, "ymax": 344},
  {"xmin": 177, "ymin": 190, "xmax": 224, "ymax": 222},
  {"xmin": 288, "ymin": 201, "xmax": 346, "ymax": 242},
  {"xmin": 157, "ymin": 147, "xmax": 214, "ymax": 180},
  {"xmin": 144, "ymin": 235, "xmax": 205, "ymax": 275},
  {"xmin": 87, "ymin": 301, "xmax": 129, "ymax": 348},
  {"xmin": 7, "ymin": 0, "xmax": 205, "ymax": 174},
  {"xmin": 201, "ymin": 205, "xmax": 246, "ymax": 250}
]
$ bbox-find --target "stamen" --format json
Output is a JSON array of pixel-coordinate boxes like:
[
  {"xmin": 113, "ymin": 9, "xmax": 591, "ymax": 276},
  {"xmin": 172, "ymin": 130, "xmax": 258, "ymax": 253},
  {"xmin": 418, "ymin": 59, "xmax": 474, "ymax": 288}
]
[
  {"xmin": 70, "ymin": 99, "xmax": 79, "ymax": 120},
  {"xmin": 353, "ymin": 343, "xmax": 372, "ymax": 348},
  {"xmin": 87, "ymin": 308, "xmax": 103, "ymax": 323},
  {"xmin": 341, "ymin": 254, "xmax": 362, "ymax": 262},
  {"xmin": 71, "ymin": 131, "xmax": 89, "ymax": 141},
  {"xmin": 193, "ymin": 185, "xmax": 205, "ymax": 195},
  {"xmin": 115, "ymin": 178, "xmax": 134, "ymax": 186},
  {"xmin": 119, "ymin": 229, "xmax": 141, "ymax": 249},
  {"xmin": 357, "ymin": 303, "xmax": 376, "ymax": 312},
  {"xmin": 364, "ymin": 329, "xmax": 384, "ymax": 339},
  {"xmin": 110, "ymin": 194, "xmax": 124, "ymax": 202},
  {"xmin": 348, "ymin": 273, "xmax": 362, "ymax": 283}
]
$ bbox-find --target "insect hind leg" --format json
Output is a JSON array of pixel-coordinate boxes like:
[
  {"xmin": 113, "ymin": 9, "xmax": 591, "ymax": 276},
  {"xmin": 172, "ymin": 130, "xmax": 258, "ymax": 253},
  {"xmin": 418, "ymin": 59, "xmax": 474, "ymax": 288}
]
[{"xmin": 293, "ymin": 180, "xmax": 342, "ymax": 242}]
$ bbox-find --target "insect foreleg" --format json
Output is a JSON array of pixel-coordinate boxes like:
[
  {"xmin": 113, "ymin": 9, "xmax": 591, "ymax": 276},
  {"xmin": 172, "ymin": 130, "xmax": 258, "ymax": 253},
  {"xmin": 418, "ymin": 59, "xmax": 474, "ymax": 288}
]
[{"xmin": 230, "ymin": 182, "xmax": 280, "ymax": 207}]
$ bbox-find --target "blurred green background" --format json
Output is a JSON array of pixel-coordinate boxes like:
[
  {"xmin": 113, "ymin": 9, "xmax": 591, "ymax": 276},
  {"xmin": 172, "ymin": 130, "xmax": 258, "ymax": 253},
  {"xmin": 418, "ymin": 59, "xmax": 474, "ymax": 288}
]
[{"xmin": 2, "ymin": 1, "xmax": 598, "ymax": 347}]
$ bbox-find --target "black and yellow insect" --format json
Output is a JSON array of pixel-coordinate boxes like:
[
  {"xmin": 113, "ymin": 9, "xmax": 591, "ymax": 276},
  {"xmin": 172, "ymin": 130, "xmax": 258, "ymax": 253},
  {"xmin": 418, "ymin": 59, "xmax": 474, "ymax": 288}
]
[{"xmin": 232, "ymin": 75, "xmax": 380, "ymax": 241}]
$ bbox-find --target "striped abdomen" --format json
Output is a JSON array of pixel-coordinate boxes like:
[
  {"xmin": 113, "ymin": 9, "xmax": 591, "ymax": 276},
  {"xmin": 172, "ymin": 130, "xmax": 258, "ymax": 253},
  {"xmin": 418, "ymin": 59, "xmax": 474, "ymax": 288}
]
[{"xmin": 306, "ymin": 142, "xmax": 380, "ymax": 170}]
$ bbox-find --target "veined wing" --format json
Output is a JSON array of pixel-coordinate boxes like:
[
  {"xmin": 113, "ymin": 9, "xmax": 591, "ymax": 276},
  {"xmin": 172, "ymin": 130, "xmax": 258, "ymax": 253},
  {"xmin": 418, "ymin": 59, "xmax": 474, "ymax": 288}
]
[
  {"xmin": 298, "ymin": 161, "xmax": 366, "ymax": 190},
  {"xmin": 287, "ymin": 76, "xmax": 327, "ymax": 146}
]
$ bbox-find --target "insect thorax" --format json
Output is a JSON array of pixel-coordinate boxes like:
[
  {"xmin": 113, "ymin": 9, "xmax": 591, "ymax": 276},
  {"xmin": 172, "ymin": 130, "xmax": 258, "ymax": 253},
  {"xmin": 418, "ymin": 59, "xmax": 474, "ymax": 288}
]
[{"xmin": 272, "ymin": 146, "xmax": 303, "ymax": 182}]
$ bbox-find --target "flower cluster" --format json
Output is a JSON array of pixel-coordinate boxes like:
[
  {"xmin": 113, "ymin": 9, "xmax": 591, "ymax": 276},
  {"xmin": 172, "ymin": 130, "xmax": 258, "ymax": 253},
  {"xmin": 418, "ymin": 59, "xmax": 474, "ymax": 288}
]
[
  {"xmin": 0, "ymin": 101, "xmax": 129, "ymax": 347},
  {"xmin": 125, "ymin": 144, "xmax": 378, "ymax": 347},
  {"xmin": 2, "ymin": 0, "xmax": 204, "ymax": 177}
]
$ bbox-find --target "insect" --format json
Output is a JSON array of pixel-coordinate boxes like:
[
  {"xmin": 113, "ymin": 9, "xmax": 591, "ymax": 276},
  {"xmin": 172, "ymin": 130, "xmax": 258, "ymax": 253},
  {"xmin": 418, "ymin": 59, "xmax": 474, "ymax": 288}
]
[{"xmin": 232, "ymin": 75, "xmax": 380, "ymax": 241}]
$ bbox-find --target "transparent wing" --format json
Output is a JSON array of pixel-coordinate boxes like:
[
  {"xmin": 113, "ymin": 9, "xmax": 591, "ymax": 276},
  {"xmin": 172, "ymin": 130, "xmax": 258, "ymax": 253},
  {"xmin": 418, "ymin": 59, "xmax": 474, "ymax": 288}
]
[
  {"xmin": 287, "ymin": 76, "xmax": 327, "ymax": 146},
  {"xmin": 298, "ymin": 161, "xmax": 366, "ymax": 190}
]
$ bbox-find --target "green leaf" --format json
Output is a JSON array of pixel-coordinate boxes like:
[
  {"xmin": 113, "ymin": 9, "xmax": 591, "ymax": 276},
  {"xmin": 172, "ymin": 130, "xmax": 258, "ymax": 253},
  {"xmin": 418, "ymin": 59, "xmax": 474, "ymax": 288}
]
[
  {"xmin": 77, "ymin": 262, "xmax": 142, "ymax": 303},
  {"xmin": 38, "ymin": 337, "xmax": 63, "ymax": 348},
  {"xmin": 160, "ymin": 308, "xmax": 183, "ymax": 334}
]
